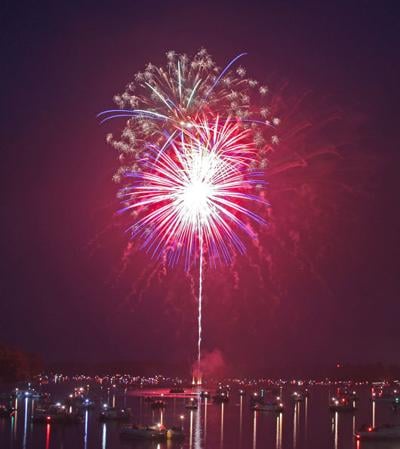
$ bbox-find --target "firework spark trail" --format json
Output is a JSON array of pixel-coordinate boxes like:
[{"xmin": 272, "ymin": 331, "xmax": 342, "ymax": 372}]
[{"xmin": 197, "ymin": 229, "xmax": 203, "ymax": 383}]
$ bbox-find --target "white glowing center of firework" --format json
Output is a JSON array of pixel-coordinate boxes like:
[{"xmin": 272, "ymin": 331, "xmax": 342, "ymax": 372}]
[
  {"xmin": 121, "ymin": 115, "xmax": 265, "ymax": 262},
  {"xmin": 176, "ymin": 148, "xmax": 220, "ymax": 227},
  {"xmin": 182, "ymin": 179, "xmax": 213, "ymax": 223}
]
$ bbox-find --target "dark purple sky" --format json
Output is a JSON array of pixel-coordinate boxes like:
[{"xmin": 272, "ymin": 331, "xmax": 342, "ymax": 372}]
[{"xmin": 1, "ymin": 0, "xmax": 399, "ymax": 373}]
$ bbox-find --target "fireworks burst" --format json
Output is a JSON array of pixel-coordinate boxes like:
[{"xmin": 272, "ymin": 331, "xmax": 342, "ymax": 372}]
[
  {"xmin": 99, "ymin": 48, "xmax": 279, "ymax": 185},
  {"xmin": 100, "ymin": 49, "xmax": 278, "ymax": 381},
  {"xmin": 118, "ymin": 115, "xmax": 267, "ymax": 267}
]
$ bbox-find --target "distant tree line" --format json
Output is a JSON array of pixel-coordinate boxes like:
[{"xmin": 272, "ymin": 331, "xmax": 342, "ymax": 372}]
[{"xmin": 0, "ymin": 343, "xmax": 43, "ymax": 382}]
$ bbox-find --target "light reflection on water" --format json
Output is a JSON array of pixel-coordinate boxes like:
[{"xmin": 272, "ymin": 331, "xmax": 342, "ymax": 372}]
[
  {"xmin": 84, "ymin": 410, "xmax": 89, "ymax": 449},
  {"xmin": 239, "ymin": 396, "xmax": 243, "ymax": 444},
  {"xmin": 372, "ymin": 400, "xmax": 376, "ymax": 428},
  {"xmin": 333, "ymin": 411, "xmax": 338, "ymax": 449},
  {"xmin": 194, "ymin": 397, "xmax": 201, "ymax": 449},
  {"xmin": 102, "ymin": 423, "xmax": 107, "ymax": 449},
  {"xmin": 45, "ymin": 424, "xmax": 50, "ymax": 449},
  {"xmin": 188, "ymin": 409, "xmax": 193, "ymax": 449},
  {"xmin": 292, "ymin": 402, "xmax": 299, "ymax": 449},
  {"xmin": 276, "ymin": 412, "xmax": 283, "ymax": 449},
  {"xmin": 23, "ymin": 398, "xmax": 28, "ymax": 449},
  {"xmin": 2, "ymin": 385, "xmax": 400, "ymax": 449},
  {"xmin": 304, "ymin": 397, "xmax": 308, "ymax": 443},
  {"xmin": 220, "ymin": 402, "xmax": 224, "ymax": 449},
  {"xmin": 252, "ymin": 410, "xmax": 257, "ymax": 449},
  {"xmin": 203, "ymin": 398, "xmax": 207, "ymax": 444}
]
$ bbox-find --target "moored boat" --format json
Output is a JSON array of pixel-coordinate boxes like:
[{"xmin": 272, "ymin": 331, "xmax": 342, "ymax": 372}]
[
  {"xmin": 185, "ymin": 398, "xmax": 198, "ymax": 410},
  {"xmin": 250, "ymin": 392, "xmax": 263, "ymax": 406},
  {"xmin": 120, "ymin": 424, "xmax": 165, "ymax": 440},
  {"xmin": 151, "ymin": 399, "xmax": 166, "ymax": 409},
  {"xmin": 169, "ymin": 387, "xmax": 184, "ymax": 394},
  {"xmin": 252, "ymin": 401, "xmax": 284, "ymax": 412},
  {"xmin": 99, "ymin": 405, "xmax": 131, "ymax": 421},
  {"xmin": 31, "ymin": 404, "xmax": 82, "ymax": 424},
  {"xmin": 329, "ymin": 396, "xmax": 355, "ymax": 412},
  {"xmin": 120, "ymin": 424, "xmax": 184, "ymax": 441},
  {"xmin": 291, "ymin": 391, "xmax": 304, "ymax": 402},
  {"xmin": 356, "ymin": 425, "xmax": 400, "ymax": 441},
  {"xmin": 166, "ymin": 426, "xmax": 185, "ymax": 440},
  {"xmin": 212, "ymin": 391, "xmax": 229, "ymax": 404},
  {"xmin": 0, "ymin": 404, "xmax": 14, "ymax": 418}
]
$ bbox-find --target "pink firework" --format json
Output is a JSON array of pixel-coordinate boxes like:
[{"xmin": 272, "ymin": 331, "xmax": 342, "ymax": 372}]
[
  {"xmin": 118, "ymin": 115, "xmax": 267, "ymax": 267},
  {"xmin": 100, "ymin": 49, "xmax": 276, "ymax": 382}
]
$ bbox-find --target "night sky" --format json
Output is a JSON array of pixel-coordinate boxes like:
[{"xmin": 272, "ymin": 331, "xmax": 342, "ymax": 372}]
[{"xmin": 1, "ymin": 0, "xmax": 399, "ymax": 374}]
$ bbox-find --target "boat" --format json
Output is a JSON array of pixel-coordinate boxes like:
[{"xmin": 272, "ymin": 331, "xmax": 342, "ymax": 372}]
[
  {"xmin": 99, "ymin": 405, "xmax": 131, "ymax": 421},
  {"xmin": 212, "ymin": 391, "xmax": 229, "ymax": 404},
  {"xmin": 250, "ymin": 392, "xmax": 263, "ymax": 406},
  {"xmin": 121, "ymin": 424, "xmax": 166, "ymax": 440},
  {"xmin": 185, "ymin": 398, "xmax": 198, "ymax": 410},
  {"xmin": 32, "ymin": 410, "xmax": 82, "ymax": 424},
  {"xmin": 66, "ymin": 394, "xmax": 95, "ymax": 409},
  {"xmin": 11, "ymin": 388, "xmax": 43, "ymax": 400},
  {"xmin": 31, "ymin": 404, "xmax": 82, "ymax": 424},
  {"xmin": 372, "ymin": 393, "xmax": 393, "ymax": 402},
  {"xmin": 329, "ymin": 396, "xmax": 355, "ymax": 412},
  {"xmin": 169, "ymin": 387, "xmax": 184, "ymax": 394},
  {"xmin": 200, "ymin": 391, "xmax": 210, "ymax": 399},
  {"xmin": 120, "ymin": 424, "xmax": 184, "ymax": 441},
  {"xmin": 291, "ymin": 392, "xmax": 304, "ymax": 402},
  {"xmin": 371, "ymin": 387, "xmax": 396, "ymax": 402},
  {"xmin": 0, "ymin": 405, "xmax": 14, "ymax": 418},
  {"xmin": 79, "ymin": 398, "xmax": 95, "ymax": 410},
  {"xmin": 166, "ymin": 426, "xmax": 185, "ymax": 440},
  {"xmin": 347, "ymin": 391, "xmax": 358, "ymax": 401},
  {"xmin": 336, "ymin": 387, "xmax": 357, "ymax": 401},
  {"xmin": 151, "ymin": 400, "xmax": 166, "ymax": 409},
  {"xmin": 356, "ymin": 425, "xmax": 400, "ymax": 441},
  {"xmin": 252, "ymin": 400, "xmax": 284, "ymax": 413}
]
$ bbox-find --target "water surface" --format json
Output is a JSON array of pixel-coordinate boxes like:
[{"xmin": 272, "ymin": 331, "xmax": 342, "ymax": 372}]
[{"xmin": 1, "ymin": 383, "xmax": 399, "ymax": 449}]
